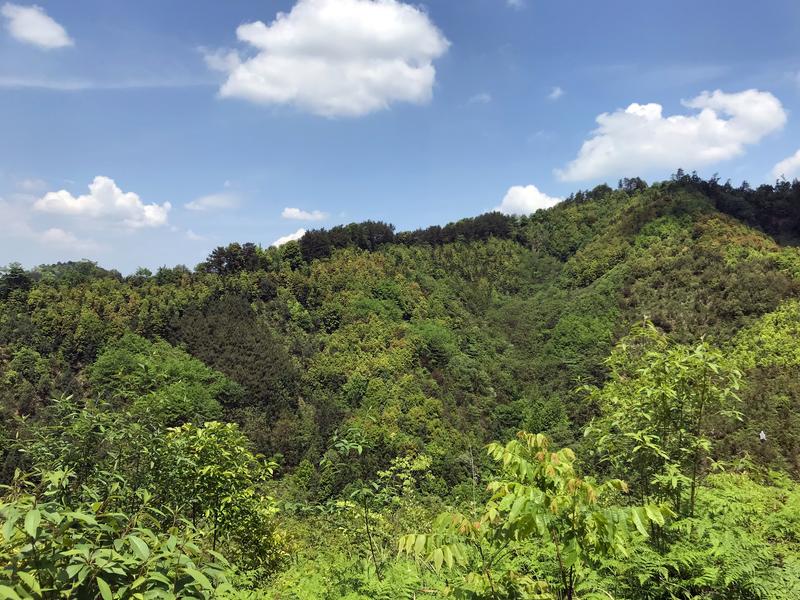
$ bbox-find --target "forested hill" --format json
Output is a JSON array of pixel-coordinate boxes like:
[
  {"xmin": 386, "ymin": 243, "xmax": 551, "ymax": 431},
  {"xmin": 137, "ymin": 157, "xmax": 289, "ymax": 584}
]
[
  {"xmin": 2, "ymin": 174, "xmax": 800, "ymax": 598},
  {"xmin": 4, "ymin": 174, "xmax": 800, "ymax": 470}
]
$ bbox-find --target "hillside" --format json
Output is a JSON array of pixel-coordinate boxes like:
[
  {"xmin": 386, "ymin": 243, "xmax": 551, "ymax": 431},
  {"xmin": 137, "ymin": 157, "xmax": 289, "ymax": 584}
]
[{"xmin": 2, "ymin": 174, "xmax": 800, "ymax": 598}]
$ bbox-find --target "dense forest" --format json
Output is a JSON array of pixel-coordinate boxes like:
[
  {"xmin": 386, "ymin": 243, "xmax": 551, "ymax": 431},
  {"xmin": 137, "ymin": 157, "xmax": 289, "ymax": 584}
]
[{"xmin": 2, "ymin": 172, "xmax": 800, "ymax": 599}]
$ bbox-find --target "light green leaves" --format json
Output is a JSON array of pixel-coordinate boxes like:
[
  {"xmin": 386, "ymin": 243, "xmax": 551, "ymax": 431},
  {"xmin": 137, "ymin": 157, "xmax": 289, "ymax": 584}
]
[
  {"xmin": 128, "ymin": 535, "xmax": 150, "ymax": 561},
  {"xmin": 23, "ymin": 509, "xmax": 40, "ymax": 539},
  {"xmin": 96, "ymin": 576, "xmax": 113, "ymax": 600}
]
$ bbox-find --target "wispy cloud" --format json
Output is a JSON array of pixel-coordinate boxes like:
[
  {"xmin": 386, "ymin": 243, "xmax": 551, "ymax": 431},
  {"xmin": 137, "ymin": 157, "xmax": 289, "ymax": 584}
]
[
  {"xmin": 35, "ymin": 176, "xmax": 171, "ymax": 229},
  {"xmin": 548, "ymin": 86, "xmax": 564, "ymax": 100},
  {"xmin": 772, "ymin": 149, "xmax": 800, "ymax": 180},
  {"xmin": 0, "ymin": 76, "xmax": 216, "ymax": 91},
  {"xmin": 281, "ymin": 207, "xmax": 328, "ymax": 221},
  {"xmin": 185, "ymin": 192, "xmax": 240, "ymax": 212},
  {"xmin": 0, "ymin": 197, "xmax": 99, "ymax": 252},
  {"xmin": 556, "ymin": 89, "xmax": 787, "ymax": 181},
  {"xmin": 468, "ymin": 92, "xmax": 492, "ymax": 105}
]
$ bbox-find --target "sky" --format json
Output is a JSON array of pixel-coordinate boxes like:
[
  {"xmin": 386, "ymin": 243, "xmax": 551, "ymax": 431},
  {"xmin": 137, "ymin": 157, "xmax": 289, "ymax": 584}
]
[{"xmin": 1, "ymin": 0, "xmax": 799, "ymax": 273}]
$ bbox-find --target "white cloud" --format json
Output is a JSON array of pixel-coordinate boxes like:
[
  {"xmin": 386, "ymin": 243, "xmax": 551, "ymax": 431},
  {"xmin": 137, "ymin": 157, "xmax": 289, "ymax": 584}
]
[
  {"xmin": 204, "ymin": 0, "xmax": 450, "ymax": 117},
  {"xmin": 772, "ymin": 149, "xmax": 800, "ymax": 180},
  {"xmin": 38, "ymin": 227, "xmax": 97, "ymax": 250},
  {"xmin": 556, "ymin": 89, "xmax": 787, "ymax": 182},
  {"xmin": 468, "ymin": 92, "xmax": 492, "ymax": 104},
  {"xmin": 185, "ymin": 192, "xmax": 240, "ymax": 212},
  {"xmin": 272, "ymin": 228, "xmax": 306, "ymax": 246},
  {"xmin": 0, "ymin": 75, "xmax": 215, "ymax": 91},
  {"xmin": 1, "ymin": 3, "xmax": 73, "ymax": 49},
  {"xmin": 495, "ymin": 185, "xmax": 562, "ymax": 215},
  {"xmin": 281, "ymin": 206, "xmax": 328, "ymax": 221},
  {"xmin": 548, "ymin": 86, "xmax": 564, "ymax": 100},
  {"xmin": 507, "ymin": 0, "xmax": 525, "ymax": 8},
  {"xmin": 185, "ymin": 229, "xmax": 205, "ymax": 241},
  {"xmin": 0, "ymin": 197, "xmax": 97, "ymax": 251},
  {"xmin": 17, "ymin": 177, "xmax": 47, "ymax": 192},
  {"xmin": 34, "ymin": 176, "xmax": 171, "ymax": 229}
]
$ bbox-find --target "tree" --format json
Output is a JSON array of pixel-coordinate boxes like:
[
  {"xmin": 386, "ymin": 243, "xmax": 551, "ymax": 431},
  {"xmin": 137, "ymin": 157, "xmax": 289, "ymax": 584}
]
[
  {"xmin": 0, "ymin": 469, "xmax": 234, "ymax": 599},
  {"xmin": 401, "ymin": 432, "xmax": 670, "ymax": 599},
  {"xmin": 584, "ymin": 321, "xmax": 742, "ymax": 516},
  {"xmin": 0, "ymin": 263, "xmax": 32, "ymax": 299},
  {"xmin": 87, "ymin": 333, "xmax": 241, "ymax": 425},
  {"xmin": 160, "ymin": 421, "xmax": 281, "ymax": 574}
]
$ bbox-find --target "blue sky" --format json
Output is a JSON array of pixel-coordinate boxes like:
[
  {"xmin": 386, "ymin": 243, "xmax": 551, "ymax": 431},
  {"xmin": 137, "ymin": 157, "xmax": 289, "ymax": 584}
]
[{"xmin": 1, "ymin": 0, "xmax": 799, "ymax": 272}]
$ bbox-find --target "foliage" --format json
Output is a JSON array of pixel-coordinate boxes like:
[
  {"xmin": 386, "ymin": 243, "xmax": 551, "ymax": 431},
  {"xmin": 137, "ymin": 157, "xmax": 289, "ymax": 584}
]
[
  {"xmin": 401, "ymin": 432, "xmax": 672, "ymax": 599},
  {"xmin": 2, "ymin": 174, "xmax": 800, "ymax": 597},
  {"xmin": 0, "ymin": 469, "xmax": 234, "ymax": 599},
  {"xmin": 614, "ymin": 471, "xmax": 800, "ymax": 600},
  {"xmin": 585, "ymin": 322, "xmax": 742, "ymax": 516},
  {"xmin": 87, "ymin": 333, "xmax": 239, "ymax": 426},
  {"xmin": 160, "ymin": 421, "xmax": 282, "ymax": 574}
]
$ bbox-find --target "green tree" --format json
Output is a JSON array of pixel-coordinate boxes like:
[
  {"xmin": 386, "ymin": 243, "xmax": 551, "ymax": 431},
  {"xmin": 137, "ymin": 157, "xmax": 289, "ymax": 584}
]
[
  {"xmin": 0, "ymin": 469, "xmax": 234, "ymax": 599},
  {"xmin": 585, "ymin": 321, "xmax": 742, "ymax": 517},
  {"xmin": 160, "ymin": 422, "xmax": 281, "ymax": 575},
  {"xmin": 401, "ymin": 432, "xmax": 670, "ymax": 599}
]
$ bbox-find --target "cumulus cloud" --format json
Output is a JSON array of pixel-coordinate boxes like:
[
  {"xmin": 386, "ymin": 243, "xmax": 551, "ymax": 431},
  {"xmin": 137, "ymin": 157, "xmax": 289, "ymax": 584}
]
[
  {"xmin": 34, "ymin": 176, "xmax": 171, "ymax": 229},
  {"xmin": 495, "ymin": 185, "xmax": 563, "ymax": 215},
  {"xmin": 272, "ymin": 228, "xmax": 306, "ymax": 246},
  {"xmin": 1, "ymin": 3, "xmax": 73, "ymax": 49},
  {"xmin": 548, "ymin": 86, "xmax": 564, "ymax": 100},
  {"xmin": 185, "ymin": 192, "xmax": 240, "ymax": 212},
  {"xmin": 204, "ymin": 0, "xmax": 450, "ymax": 117},
  {"xmin": 281, "ymin": 207, "xmax": 328, "ymax": 221},
  {"xmin": 556, "ymin": 89, "xmax": 787, "ymax": 182},
  {"xmin": 772, "ymin": 149, "xmax": 800, "ymax": 180}
]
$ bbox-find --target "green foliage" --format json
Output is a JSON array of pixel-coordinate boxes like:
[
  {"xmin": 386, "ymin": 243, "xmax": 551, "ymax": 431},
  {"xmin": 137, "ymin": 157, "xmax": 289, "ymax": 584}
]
[
  {"xmin": 160, "ymin": 421, "xmax": 282, "ymax": 574},
  {"xmin": 585, "ymin": 322, "xmax": 742, "ymax": 516},
  {"xmin": 2, "ymin": 175, "xmax": 800, "ymax": 598},
  {"xmin": 0, "ymin": 469, "xmax": 234, "ymax": 599},
  {"xmin": 614, "ymin": 471, "xmax": 800, "ymax": 600},
  {"xmin": 88, "ymin": 333, "xmax": 239, "ymax": 425},
  {"xmin": 401, "ymin": 432, "xmax": 671, "ymax": 599}
]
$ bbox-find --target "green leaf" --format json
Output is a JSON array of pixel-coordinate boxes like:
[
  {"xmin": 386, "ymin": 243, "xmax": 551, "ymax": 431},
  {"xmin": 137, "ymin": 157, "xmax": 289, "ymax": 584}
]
[
  {"xmin": 0, "ymin": 585, "xmax": 22, "ymax": 600},
  {"xmin": 508, "ymin": 495, "xmax": 528, "ymax": 521},
  {"xmin": 24, "ymin": 509, "xmax": 41, "ymax": 538},
  {"xmin": 17, "ymin": 572, "xmax": 39, "ymax": 594},
  {"xmin": 442, "ymin": 546, "xmax": 454, "ymax": 569},
  {"xmin": 97, "ymin": 576, "xmax": 113, "ymax": 600},
  {"xmin": 184, "ymin": 567, "xmax": 213, "ymax": 590},
  {"xmin": 1, "ymin": 510, "xmax": 19, "ymax": 541},
  {"xmin": 644, "ymin": 503, "xmax": 665, "ymax": 526},
  {"xmin": 432, "ymin": 548, "xmax": 444, "ymax": 571},
  {"xmin": 128, "ymin": 535, "xmax": 150, "ymax": 560},
  {"xmin": 631, "ymin": 507, "xmax": 648, "ymax": 536},
  {"xmin": 65, "ymin": 564, "xmax": 83, "ymax": 579}
]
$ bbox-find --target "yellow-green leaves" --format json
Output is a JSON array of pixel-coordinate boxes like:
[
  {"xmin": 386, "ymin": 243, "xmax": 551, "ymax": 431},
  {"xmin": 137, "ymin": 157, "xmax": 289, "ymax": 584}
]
[
  {"xmin": 128, "ymin": 535, "xmax": 150, "ymax": 561},
  {"xmin": 96, "ymin": 576, "xmax": 113, "ymax": 600},
  {"xmin": 23, "ymin": 509, "xmax": 40, "ymax": 539}
]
